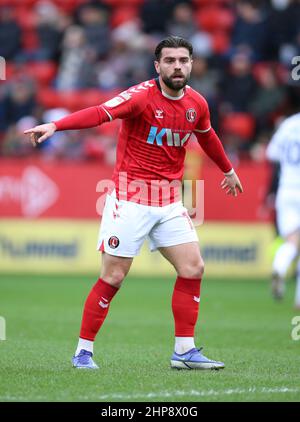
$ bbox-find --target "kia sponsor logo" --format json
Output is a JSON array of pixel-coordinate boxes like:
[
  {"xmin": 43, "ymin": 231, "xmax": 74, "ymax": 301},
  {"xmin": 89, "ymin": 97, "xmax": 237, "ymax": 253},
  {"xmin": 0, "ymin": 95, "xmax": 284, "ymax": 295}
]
[
  {"xmin": 146, "ymin": 126, "xmax": 192, "ymax": 147},
  {"xmin": 0, "ymin": 166, "xmax": 59, "ymax": 217}
]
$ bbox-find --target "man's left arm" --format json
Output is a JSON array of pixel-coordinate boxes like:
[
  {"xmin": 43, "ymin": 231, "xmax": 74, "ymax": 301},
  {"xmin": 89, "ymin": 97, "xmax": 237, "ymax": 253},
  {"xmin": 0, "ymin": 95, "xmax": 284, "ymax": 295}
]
[{"xmin": 194, "ymin": 128, "xmax": 243, "ymax": 197}]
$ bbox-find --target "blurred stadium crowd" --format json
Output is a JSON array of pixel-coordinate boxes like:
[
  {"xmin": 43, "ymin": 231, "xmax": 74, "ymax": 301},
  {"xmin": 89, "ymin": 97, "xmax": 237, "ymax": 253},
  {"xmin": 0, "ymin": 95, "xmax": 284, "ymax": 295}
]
[{"xmin": 0, "ymin": 0, "xmax": 299, "ymax": 164}]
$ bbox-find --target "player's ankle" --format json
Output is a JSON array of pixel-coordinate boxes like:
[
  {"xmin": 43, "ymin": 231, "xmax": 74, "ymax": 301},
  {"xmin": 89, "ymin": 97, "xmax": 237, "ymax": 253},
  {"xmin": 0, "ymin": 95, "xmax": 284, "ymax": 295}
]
[
  {"xmin": 75, "ymin": 338, "xmax": 94, "ymax": 356},
  {"xmin": 174, "ymin": 337, "xmax": 195, "ymax": 354}
]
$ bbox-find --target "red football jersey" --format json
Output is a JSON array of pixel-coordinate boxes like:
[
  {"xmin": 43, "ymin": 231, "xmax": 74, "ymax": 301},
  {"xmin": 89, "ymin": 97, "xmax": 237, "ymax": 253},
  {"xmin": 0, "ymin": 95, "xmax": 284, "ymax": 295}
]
[{"xmin": 101, "ymin": 79, "xmax": 212, "ymax": 206}]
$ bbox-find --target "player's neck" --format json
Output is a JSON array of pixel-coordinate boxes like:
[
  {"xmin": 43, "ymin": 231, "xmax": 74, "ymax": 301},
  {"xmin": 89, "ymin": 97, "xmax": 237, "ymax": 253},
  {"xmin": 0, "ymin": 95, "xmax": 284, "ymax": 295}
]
[{"xmin": 159, "ymin": 76, "xmax": 184, "ymax": 99}]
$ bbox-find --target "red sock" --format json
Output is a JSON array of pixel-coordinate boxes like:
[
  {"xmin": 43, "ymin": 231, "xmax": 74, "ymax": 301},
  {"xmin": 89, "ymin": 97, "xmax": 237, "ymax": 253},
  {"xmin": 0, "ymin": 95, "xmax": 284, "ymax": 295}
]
[
  {"xmin": 172, "ymin": 276, "xmax": 202, "ymax": 337},
  {"xmin": 79, "ymin": 278, "xmax": 119, "ymax": 341}
]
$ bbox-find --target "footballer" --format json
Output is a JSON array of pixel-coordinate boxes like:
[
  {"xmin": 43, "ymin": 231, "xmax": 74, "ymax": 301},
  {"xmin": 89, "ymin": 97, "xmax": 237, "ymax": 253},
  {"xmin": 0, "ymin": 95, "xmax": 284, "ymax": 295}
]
[
  {"xmin": 266, "ymin": 113, "xmax": 300, "ymax": 308},
  {"xmin": 25, "ymin": 36, "xmax": 243, "ymax": 370}
]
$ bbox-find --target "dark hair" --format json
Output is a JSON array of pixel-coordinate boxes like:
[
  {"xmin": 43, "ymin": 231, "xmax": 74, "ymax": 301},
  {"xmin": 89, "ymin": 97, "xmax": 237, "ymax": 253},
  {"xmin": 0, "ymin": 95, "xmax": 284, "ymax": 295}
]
[{"xmin": 155, "ymin": 36, "xmax": 193, "ymax": 61}]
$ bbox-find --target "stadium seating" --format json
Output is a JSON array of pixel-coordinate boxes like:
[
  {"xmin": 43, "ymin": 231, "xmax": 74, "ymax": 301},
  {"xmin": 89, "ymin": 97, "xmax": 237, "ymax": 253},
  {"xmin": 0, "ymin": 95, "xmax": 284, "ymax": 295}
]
[
  {"xmin": 0, "ymin": 0, "xmax": 35, "ymax": 5},
  {"xmin": 221, "ymin": 113, "xmax": 256, "ymax": 140},
  {"xmin": 110, "ymin": 6, "xmax": 140, "ymax": 28},
  {"xmin": 192, "ymin": 0, "xmax": 233, "ymax": 5},
  {"xmin": 37, "ymin": 88, "xmax": 120, "ymax": 112},
  {"xmin": 103, "ymin": 0, "xmax": 144, "ymax": 6},
  {"xmin": 51, "ymin": 0, "xmax": 85, "ymax": 13},
  {"xmin": 6, "ymin": 62, "xmax": 57, "ymax": 87},
  {"xmin": 0, "ymin": 0, "xmax": 297, "ymax": 163},
  {"xmin": 211, "ymin": 31, "xmax": 231, "ymax": 54},
  {"xmin": 195, "ymin": 6, "xmax": 235, "ymax": 33},
  {"xmin": 252, "ymin": 62, "xmax": 288, "ymax": 85}
]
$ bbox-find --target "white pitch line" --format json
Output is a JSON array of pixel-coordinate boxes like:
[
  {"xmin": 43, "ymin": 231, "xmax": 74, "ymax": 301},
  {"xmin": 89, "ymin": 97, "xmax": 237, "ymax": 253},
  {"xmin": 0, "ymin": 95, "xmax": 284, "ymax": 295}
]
[
  {"xmin": 94, "ymin": 387, "xmax": 300, "ymax": 401},
  {"xmin": 0, "ymin": 395, "xmax": 46, "ymax": 401},
  {"xmin": 0, "ymin": 387, "xmax": 299, "ymax": 402}
]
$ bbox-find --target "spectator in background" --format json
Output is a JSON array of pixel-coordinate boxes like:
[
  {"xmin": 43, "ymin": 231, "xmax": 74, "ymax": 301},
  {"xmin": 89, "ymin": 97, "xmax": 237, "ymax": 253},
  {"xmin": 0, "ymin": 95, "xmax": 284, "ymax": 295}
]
[
  {"xmin": 141, "ymin": 0, "xmax": 186, "ymax": 33},
  {"xmin": 37, "ymin": 108, "xmax": 74, "ymax": 159},
  {"xmin": 189, "ymin": 56, "xmax": 220, "ymax": 128},
  {"xmin": 2, "ymin": 116, "xmax": 38, "ymax": 157},
  {"xmin": 232, "ymin": 0, "xmax": 269, "ymax": 61},
  {"xmin": 0, "ymin": 85, "xmax": 7, "ymax": 134},
  {"xmin": 40, "ymin": 108, "xmax": 111, "ymax": 162},
  {"xmin": 166, "ymin": 2, "xmax": 197, "ymax": 40},
  {"xmin": 189, "ymin": 56, "xmax": 220, "ymax": 104},
  {"xmin": 140, "ymin": 0, "xmax": 170, "ymax": 36},
  {"xmin": 0, "ymin": 0, "xmax": 296, "ymax": 165},
  {"xmin": 220, "ymin": 49, "xmax": 258, "ymax": 113},
  {"xmin": 97, "ymin": 21, "xmax": 152, "ymax": 89},
  {"xmin": 56, "ymin": 25, "xmax": 98, "ymax": 90},
  {"xmin": 3, "ymin": 77, "xmax": 37, "ymax": 129},
  {"xmin": 34, "ymin": 1, "xmax": 66, "ymax": 61},
  {"xmin": 267, "ymin": 0, "xmax": 300, "ymax": 62},
  {"xmin": 189, "ymin": 32, "xmax": 213, "ymax": 59},
  {"xmin": 77, "ymin": 3, "xmax": 111, "ymax": 59},
  {"xmin": 250, "ymin": 65, "xmax": 287, "ymax": 132},
  {"xmin": 284, "ymin": 28, "xmax": 300, "ymax": 104},
  {"xmin": 0, "ymin": 7, "xmax": 22, "ymax": 60},
  {"xmin": 97, "ymin": 39, "xmax": 130, "ymax": 90}
]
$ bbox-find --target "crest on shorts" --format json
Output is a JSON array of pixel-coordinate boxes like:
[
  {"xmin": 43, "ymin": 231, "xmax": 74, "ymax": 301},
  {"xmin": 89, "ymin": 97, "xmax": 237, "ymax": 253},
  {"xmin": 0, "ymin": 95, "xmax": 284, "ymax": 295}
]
[
  {"xmin": 186, "ymin": 108, "xmax": 197, "ymax": 122},
  {"xmin": 108, "ymin": 236, "xmax": 120, "ymax": 249}
]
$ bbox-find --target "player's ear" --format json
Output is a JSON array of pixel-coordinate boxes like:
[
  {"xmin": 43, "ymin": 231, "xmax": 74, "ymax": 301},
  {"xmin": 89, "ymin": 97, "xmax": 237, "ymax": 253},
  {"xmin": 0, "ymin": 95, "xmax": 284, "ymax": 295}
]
[{"xmin": 154, "ymin": 61, "xmax": 160, "ymax": 74}]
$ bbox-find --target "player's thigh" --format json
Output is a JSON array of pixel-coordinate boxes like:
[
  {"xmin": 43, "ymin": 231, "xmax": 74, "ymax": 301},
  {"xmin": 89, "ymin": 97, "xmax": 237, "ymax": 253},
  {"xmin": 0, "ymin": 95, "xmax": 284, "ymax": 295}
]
[
  {"xmin": 100, "ymin": 252, "xmax": 133, "ymax": 287},
  {"xmin": 148, "ymin": 202, "xmax": 198, "ymax": 252},
  {"xmin": 159, "ymin": 242, "xmax": 204, "ymax": 279},
  {"xmin": 97, "ymin": 193, "xmax": 153, "ymax": 257}
]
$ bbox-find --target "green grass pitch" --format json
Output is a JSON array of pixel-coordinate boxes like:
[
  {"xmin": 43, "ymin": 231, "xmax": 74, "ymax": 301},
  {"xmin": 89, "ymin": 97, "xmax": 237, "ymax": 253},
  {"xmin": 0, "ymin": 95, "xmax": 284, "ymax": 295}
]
[{"xmin": 0, "ymin": 274, "xmax": 299, "ymax": 402}]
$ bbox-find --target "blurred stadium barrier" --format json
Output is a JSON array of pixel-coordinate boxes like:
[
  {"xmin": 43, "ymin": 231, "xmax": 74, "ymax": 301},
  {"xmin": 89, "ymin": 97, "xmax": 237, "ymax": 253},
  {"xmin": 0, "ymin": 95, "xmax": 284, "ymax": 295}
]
[
  {"xmin": 0, "ymin": 157, "xmax": 271, "ymax": 220},
  {"xmin": 0, "ymin": 219, "xmax": 273, "ymax": 277},
  {"xmin": 0, "ymin": 157, "xmax": 273, "ymax": 277}
]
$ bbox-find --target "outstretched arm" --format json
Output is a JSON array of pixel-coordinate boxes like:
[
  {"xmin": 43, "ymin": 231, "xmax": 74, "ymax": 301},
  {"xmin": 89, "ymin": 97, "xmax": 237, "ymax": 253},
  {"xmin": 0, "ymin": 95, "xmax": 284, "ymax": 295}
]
[
  {"xmin": 24, "ymin": 106, "xmax": 110, "ymax": 146},
  {"xmin": 24, "ymin": 82, "xmax": 150, "ymax": 146}
]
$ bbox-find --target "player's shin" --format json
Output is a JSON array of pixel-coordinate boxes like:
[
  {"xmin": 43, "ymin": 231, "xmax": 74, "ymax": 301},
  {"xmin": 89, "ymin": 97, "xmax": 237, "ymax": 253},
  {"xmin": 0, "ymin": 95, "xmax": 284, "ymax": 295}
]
[
  {"xmin": 172, "ymin": 276, "xmax": 201, "ymax": 354},
  {"xmin": 75, "ymin": 278, "xmax": 119, "ymax": 356}
]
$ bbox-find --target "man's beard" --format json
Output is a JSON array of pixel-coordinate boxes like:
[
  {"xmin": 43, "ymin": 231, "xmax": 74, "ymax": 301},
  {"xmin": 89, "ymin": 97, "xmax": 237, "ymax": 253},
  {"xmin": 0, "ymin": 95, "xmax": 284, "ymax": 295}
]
[{"xmin": 161, "ymin": 73, "xmax": 189, "ymax": 91}]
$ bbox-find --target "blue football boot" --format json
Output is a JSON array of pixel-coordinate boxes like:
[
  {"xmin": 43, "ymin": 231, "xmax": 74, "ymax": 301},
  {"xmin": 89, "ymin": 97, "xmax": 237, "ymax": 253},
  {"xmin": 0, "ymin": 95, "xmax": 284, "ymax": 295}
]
[
  {"xmin": 171, "ymin": 347, "xmax": 225, "ymax": 370},
  {"xmin": 72, "ymin": 349, "xmax": 99, "ymax": 369}
]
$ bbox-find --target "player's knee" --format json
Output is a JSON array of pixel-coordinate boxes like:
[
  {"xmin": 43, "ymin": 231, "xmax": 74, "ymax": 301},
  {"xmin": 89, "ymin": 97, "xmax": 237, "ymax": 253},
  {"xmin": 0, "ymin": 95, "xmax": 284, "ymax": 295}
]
[
  {"xmin": 102, "ymin": 267, "xmax": 127, "ymax": 288},
  {"xmin": 179, "ymin": 259, "xmax": 204, "ymax": 279}
]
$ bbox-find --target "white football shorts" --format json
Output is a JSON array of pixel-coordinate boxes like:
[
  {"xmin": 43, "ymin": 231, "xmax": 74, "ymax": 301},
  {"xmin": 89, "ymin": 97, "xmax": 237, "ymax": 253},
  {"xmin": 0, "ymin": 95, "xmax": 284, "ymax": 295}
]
[
  {"xmin": 276, "ymin": 188, "xmax": 300, "ymax": 238},
  {"xmin": 97, "ymin": 192, "xmax": 198, "ymax": 257}
]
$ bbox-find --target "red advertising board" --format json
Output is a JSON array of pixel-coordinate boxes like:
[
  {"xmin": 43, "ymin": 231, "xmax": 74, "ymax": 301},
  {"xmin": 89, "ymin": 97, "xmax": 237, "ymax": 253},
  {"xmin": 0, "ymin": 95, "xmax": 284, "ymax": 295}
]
[
  {"xmin": 0, "ymin": 159, "xmax": 113, "ymax": 219},
  {"xmin": 0, "ymin": 158, "xmax": 272, "ymax": 222},
  {"xmin": 201, "ymin": 160, "xmax": 272, "ymax": 222}
]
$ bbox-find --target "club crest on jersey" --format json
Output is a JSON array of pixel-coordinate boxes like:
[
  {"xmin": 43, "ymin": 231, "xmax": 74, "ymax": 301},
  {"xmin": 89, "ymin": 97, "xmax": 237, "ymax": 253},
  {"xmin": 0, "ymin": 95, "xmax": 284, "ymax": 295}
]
[
  {"xmin": 155, "ymin": 109, "xmax": 164, "ymax": 119},
  {"xmin": 108, "ymin": 236, "xmax": 119, "ymax": 249},
  {"xmin": 186, "ymin": 108, "xmax": 197, "ymax": 123}
]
